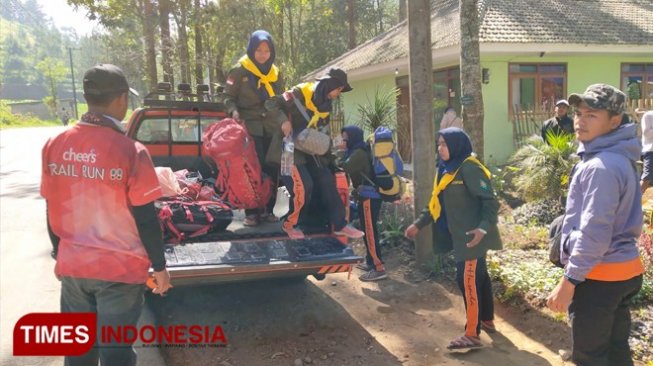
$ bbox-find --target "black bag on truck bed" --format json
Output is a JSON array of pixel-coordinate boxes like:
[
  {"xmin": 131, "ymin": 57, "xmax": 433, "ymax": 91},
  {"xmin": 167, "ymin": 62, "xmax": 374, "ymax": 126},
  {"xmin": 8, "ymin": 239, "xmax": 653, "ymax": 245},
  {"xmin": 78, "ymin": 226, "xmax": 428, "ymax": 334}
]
[{"xmin": 156, "ymin": 200, "xmax": 233, "ymax": 243}]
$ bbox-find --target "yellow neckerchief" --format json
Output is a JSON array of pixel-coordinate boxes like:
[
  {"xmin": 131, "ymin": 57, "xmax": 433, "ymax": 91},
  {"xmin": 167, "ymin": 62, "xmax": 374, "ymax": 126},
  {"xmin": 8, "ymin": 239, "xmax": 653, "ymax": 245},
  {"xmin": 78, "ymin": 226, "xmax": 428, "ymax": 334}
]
[
  {"xmin": 239, "ymin": 55, "xmax": 279, "ymax": 97},
  {"xmin": 428, "ymin": 156, "xmax": 492, "ymax": 221},
  {"xmin": 298, "ymin": 82, "xmax": 329, "ymax": 128}
]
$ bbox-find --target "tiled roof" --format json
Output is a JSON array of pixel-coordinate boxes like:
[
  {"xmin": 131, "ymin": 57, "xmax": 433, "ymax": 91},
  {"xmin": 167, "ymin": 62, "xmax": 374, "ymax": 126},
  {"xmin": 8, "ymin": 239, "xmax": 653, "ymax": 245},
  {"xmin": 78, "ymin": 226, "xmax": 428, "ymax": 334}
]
[{"xmin": 305, "ymin": 0, "xmax": 653, "ymax": 79}]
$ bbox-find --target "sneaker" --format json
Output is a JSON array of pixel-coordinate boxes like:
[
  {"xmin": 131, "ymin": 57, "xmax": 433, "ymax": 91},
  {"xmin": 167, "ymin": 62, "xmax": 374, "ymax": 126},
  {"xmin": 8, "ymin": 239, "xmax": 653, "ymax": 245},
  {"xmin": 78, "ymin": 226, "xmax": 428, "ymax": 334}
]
[
  {"xmin": 359, "ymin": 269, "xmax": 388, "ymax": 282},
  {"xmin": 243, "ymin": 215, "xmax": 260, "ymax": 227},
  {"xmin": 282, "ymin": 225, "xmax": 305, "ymax": 240},
  {"xmin": 334, "ymin": 225, "xmax": 365, "ymax": 239}
]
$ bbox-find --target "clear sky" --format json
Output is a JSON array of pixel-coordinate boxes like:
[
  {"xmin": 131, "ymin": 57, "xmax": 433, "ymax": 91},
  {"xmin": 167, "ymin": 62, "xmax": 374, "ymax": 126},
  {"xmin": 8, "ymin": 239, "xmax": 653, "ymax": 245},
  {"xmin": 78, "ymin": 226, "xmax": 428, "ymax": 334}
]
[{"xmin": 37, "ymin": 0, "xmax": 99, "ymax": 36}]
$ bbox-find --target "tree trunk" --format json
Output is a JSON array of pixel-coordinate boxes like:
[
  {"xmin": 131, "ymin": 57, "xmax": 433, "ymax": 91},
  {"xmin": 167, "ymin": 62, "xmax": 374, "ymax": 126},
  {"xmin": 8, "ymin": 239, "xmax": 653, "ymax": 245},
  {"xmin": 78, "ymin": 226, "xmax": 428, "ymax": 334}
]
[
  {"xmin": 159, "ymin": 0, "xmax": 174, "ymax": 86},
  {"xmin": 377, "ymin": 0, "xmax": 384, "ymax": 33},
  {"xmin": 143, "ymin": 0, "xmax": 158, "ymax": 91},
  {"xmin": 398, "ymin": 0, "xmax": 406, "ymax": 21},
  {"xmin": 347, "ymin": 0, "xmax": 356, "ymax": 49},
  {"xmin": 193, "ymin": 0, "xmax": 203, "ymax": 86},
  {"xmin": 287, "ymin": 1, "xmax": 295, "ymax": 70},
  {"xmin": 459, "ymin": 0, "xmax": 485, "ymax": 159},
  {"xmin": 176, "ymin": 2, "xmax": 191, "ymax": 84},
  {"xmin": 407, "ymin": 0, "xmax": 435, "ymax": 266}
]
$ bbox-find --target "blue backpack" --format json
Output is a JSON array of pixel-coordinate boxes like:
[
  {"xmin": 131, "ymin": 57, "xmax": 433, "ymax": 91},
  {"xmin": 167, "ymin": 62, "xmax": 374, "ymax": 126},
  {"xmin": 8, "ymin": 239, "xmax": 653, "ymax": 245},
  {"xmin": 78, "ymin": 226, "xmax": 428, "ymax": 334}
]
[{"xmin": 359, "ymin": 127, "xmax": 405, "ymax": 202}]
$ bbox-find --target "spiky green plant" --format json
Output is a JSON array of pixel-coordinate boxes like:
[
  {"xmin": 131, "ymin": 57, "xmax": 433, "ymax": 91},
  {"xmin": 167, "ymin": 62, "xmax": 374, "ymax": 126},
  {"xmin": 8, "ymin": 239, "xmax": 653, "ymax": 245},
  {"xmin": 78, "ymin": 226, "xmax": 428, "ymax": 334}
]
[
  {"xmin": 356, "ymin": 87, "xmax": 400, "ymax": 132},
  {"xmin": 510, "ymin": 131, "xmax": 578, "ymax": 202}
]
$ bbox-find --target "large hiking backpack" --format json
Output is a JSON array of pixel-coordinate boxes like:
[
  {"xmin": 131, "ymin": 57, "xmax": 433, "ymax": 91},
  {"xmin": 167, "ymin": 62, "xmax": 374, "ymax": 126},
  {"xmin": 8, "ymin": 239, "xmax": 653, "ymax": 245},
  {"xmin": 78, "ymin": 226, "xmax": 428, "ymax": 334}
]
[
  {"xmin": 202, "ymin": 118, "xmax": 272, "ymax": 210},
  {"xmin": 155, "ymin": 200, "xmax": 233, "ymax": 243},
  {"xmin": 366, "ymin": 126, "xmax": 405, "ymax": 202}
]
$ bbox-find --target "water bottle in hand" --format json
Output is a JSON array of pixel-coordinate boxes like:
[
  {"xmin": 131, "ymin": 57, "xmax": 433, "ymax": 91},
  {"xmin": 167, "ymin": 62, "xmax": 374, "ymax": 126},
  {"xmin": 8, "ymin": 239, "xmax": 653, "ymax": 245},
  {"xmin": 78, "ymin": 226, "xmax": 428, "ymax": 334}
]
[{"xmin": 280, "ymin": 136, "xmax": 294, "ymax": 176}]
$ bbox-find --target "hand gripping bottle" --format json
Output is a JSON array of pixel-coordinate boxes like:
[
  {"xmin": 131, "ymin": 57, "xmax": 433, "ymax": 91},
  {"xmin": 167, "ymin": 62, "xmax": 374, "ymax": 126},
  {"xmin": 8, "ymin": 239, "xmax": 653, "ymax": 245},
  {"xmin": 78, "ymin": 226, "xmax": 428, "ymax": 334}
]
[{"xmin": 280, "ymin": 135, "xmax": 294, "ymax": 176}]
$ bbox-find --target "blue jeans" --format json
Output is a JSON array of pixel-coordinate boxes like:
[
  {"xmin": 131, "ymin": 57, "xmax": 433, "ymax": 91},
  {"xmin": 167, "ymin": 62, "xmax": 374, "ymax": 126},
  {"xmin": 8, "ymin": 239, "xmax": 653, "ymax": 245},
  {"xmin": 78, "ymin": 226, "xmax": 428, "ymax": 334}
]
[{"xmin": 60, "ymin": 277, "xmax": 145, "ymax": 366}]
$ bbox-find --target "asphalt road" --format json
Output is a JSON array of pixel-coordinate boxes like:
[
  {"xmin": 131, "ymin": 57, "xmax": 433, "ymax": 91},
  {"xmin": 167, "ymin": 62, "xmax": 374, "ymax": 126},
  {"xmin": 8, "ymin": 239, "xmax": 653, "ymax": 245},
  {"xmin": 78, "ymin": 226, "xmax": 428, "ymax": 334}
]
[{"xmin": 1, "ymin": 127, "xmax": 65, "ymax": 366}]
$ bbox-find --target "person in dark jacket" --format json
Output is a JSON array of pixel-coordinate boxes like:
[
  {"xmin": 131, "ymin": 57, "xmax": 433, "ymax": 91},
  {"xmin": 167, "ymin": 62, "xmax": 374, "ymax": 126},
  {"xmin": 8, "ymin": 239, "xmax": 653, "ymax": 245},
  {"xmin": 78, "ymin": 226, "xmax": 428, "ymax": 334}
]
[
  {"xmin": 546, "ymin": 84, "xmax": 644, "ymax": 366},
  {"xmin": 223, "ymin": 30, "xmax": 285, "ymax": 226},
  {"xmin": 405, "ymin": 127, "xmax": 502, "ymax": 350},
  {"xmin": 340, "ymin": 125, "xmax": 387, "ymax": 281},
  {"xmin": 265, "ymin": 68, "xmax": 363, "ymax": 240},
  {"xmin": 541, "ymin": 99, "xmax": 574, "ymax": 144}
]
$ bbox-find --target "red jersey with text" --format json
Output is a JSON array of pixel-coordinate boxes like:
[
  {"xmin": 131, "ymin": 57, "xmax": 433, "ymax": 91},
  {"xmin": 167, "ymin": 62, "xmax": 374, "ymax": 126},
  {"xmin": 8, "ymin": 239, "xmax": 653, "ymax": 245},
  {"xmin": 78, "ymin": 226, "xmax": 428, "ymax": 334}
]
[{"xmin": 41, "ymin": 122, "xmax": 162, "ymax": 284}]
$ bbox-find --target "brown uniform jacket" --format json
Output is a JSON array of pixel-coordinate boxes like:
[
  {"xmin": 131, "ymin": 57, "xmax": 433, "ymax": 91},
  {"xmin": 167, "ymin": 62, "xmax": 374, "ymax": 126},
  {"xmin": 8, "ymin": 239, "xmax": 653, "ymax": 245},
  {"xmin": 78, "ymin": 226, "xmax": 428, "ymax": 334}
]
[
  {"xmin": 264, "ymin": 86, "xmax": 335, "ymax": 166},
  {"xmin": 223, "ymin": 65, "xmax": 286, "ymax": 138},
  {"xmin": 413, "ymin": 160, "xmax": 503, "ymax": 262}
]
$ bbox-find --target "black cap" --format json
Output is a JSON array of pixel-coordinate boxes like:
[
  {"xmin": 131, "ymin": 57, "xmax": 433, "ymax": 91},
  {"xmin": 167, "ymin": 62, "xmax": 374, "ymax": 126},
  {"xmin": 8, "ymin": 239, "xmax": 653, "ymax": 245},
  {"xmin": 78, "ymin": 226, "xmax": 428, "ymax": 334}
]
[
  {"xmin": 317, "ymin": 67, "xmax": 352, "ymax": 93},
  {"xmin": 83, "ymin": 64, "xmax": 139, "ymax": 96}
]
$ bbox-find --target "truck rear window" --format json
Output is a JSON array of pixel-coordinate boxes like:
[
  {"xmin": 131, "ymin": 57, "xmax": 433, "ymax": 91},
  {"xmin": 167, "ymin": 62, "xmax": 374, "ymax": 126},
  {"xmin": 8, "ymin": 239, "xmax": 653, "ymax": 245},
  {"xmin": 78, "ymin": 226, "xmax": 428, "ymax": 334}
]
[{"xmin": 135, "ymin": 117, "xmax": 221, "ymax": 143}]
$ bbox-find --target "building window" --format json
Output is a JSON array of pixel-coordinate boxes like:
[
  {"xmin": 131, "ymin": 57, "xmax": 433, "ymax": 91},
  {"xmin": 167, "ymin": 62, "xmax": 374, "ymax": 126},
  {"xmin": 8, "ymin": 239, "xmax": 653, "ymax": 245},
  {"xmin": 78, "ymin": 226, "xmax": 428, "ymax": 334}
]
[
  {"xmin": 621, "ymin": 63, "xmax": 653, "ymax": 100},
  {"xmin": 509, "ymin": 63, "xmax": 566, "ymax": 113}
]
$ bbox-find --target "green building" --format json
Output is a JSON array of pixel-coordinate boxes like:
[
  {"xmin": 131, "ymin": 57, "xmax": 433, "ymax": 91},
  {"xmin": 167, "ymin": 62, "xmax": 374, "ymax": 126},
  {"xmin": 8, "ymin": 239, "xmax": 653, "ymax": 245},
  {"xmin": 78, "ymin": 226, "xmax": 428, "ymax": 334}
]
[{"xmin": 306, "ymin": 0, "xmax": 653, "ymax": 164}]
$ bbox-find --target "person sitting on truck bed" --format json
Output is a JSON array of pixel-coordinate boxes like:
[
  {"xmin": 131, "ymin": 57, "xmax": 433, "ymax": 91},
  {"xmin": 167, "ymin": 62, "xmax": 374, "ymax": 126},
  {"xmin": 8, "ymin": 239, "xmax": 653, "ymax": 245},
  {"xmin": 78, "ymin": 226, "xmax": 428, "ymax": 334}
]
[
  {"xmin": 265, "ymin": 68, "xmax": 364, "ymax": 240},
  {"xmin": 223, "ymin": 30, "xmax": 286, "ymax": 227}
]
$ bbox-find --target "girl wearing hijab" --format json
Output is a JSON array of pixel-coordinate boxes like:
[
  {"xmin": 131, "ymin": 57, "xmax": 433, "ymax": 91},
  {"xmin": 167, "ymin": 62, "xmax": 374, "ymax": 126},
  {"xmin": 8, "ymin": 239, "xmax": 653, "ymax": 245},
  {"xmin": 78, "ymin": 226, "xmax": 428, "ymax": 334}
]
[
  {"xmin": 266, "ymin": 68, "xmax": 364, "ymax": 240},
  {"xmin": 223, "ymin": 30, "xmax": 286, "ymax": 226},
  {"xmin": 404, "ymin": 127, "xmax": 502, "ymax": 350},
  {"xmin": 339, "ymin": 125, "xmax": 387, "ymax": 281}
]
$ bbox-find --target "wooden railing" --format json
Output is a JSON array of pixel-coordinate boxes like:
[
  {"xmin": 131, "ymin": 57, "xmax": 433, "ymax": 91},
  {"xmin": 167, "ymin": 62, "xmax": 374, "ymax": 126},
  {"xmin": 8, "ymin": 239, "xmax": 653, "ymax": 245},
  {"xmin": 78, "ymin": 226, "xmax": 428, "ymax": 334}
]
[
  {"xmin": 511, "ymin": 99, "xmax": 653, "ymax": 147},
  {"xmin": 511, "ymin": 105, "xmax": 550, "ymax": 148},
  {"xmin": 627, "ymin": 98, "xmax": 653, "ymax": 123}
]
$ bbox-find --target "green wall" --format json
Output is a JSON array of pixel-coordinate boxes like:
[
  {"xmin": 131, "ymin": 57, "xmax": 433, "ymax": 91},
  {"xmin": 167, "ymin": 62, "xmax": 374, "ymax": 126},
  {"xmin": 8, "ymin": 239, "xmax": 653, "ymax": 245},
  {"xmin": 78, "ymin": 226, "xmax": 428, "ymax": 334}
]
[
  {"xmin": 481, "ymin": 54, "xmax": 653, "ymax": 164},
  {"xmin": 342, "ymin": 74, "xmax": 397, "ymax": 127},
  {"xmin": 340, "ymin": 54, "xmax": 653, "ymax": 165}
]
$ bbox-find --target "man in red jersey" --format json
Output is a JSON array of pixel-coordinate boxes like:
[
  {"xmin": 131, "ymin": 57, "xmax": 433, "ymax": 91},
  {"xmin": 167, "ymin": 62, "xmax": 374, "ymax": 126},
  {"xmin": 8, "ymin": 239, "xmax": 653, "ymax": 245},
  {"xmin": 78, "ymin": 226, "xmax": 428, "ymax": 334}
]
[{"xmin": 41, "ymin": 64, "xmax": 172, "ymax": 366}]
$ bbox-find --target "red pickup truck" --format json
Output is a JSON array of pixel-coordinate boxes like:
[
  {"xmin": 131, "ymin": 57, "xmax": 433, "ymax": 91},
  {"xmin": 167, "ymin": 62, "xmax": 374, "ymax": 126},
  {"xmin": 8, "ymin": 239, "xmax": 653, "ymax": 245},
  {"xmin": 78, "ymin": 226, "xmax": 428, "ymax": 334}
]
[{"xmin": 124, "ymin": 83, "xmax": 361, "ymax": 286}]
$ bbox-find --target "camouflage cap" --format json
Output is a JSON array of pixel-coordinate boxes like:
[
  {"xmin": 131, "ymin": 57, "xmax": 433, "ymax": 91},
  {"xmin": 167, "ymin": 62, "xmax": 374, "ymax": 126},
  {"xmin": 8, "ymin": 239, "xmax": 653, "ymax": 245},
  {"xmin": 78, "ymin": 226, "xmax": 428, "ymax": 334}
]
[{"xmin": 568, "ymin": 84, "xmax": 626, "ymax": 115}]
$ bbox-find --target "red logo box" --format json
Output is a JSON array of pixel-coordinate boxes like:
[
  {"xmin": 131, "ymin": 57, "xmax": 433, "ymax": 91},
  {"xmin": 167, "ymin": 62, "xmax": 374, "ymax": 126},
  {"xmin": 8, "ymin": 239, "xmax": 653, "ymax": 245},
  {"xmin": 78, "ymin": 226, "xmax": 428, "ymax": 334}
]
[{"xmin": 13, "ymin": 313, "xmax": 97, "ymax": 356}]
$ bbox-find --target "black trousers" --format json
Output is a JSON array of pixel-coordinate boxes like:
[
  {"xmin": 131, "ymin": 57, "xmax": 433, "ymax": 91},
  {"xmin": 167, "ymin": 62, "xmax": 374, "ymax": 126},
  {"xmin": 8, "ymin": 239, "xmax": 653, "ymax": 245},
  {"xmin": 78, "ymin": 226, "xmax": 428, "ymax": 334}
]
[
  {"xmin": 455, "ymin": 256, "xmax": 494, "ymax": 337},
  {"xmin": 569, "ymin": 275, "xmax": 643, "ymax": 366},
  {"xmin": 358, "ymin": 197, "xmax": 384, "ymax": 271},
  {"xmin": 304, "ymin": 158, "xmax": 346, "ymax": 231}
]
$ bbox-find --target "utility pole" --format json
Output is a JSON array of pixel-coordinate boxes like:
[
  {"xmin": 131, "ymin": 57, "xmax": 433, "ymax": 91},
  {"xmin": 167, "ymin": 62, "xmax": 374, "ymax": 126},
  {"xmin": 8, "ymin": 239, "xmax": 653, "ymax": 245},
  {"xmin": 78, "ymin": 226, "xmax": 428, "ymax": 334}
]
[
  {"xmin": 408, "ymin": 0, "xmax": 435, "ymax": 267},
  {"xmin": 68, "ymin": 47, "xmax": 81, "ymax": 119}
]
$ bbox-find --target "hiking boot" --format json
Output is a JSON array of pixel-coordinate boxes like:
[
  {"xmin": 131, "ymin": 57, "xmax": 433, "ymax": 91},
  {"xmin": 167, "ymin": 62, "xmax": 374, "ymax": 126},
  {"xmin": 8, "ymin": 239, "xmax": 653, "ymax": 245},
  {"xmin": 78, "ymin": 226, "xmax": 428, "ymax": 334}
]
[
  {"xmin": 359, "ymin": 269, "xmax": 388, "ymax": 281},
  {"xmin": 334, "ymin": 225, "xmax": 365, "ymax": 239},
  {"xmin": 282, "ymin": 225, "xmax": 305, "ymax": 240},
  {"xmin": 243, "ymin": 215, "xmax": 260, "ymax": 227}
]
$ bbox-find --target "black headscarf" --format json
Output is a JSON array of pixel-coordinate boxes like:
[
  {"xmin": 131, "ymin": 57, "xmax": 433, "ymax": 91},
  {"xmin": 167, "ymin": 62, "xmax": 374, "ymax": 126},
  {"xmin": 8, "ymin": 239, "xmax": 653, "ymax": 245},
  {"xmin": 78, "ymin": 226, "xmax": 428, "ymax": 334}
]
[
  {"xmin": 341, "ymin": 125, "xmax": 366, "ymax": 159},
  {"xmin": 438, "ymin": 127, "xmax": 473, "ymax": 174},
  {"xmin": 245, "ymin": 30, "xmax": 276, "ymax": 100},
  {"xmin": 312, "ymin": 78, "xmax": 343, "ymax": 113}
]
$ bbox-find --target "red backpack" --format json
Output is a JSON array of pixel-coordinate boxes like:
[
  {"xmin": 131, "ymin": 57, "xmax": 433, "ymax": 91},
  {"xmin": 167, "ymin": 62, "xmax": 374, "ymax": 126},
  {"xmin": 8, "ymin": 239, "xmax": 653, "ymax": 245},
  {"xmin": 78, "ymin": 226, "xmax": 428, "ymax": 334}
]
[
  {"xmin": 202, "ymin": 118, "xmax": 272, "ymax": 210},
  {"xmin": 156, "ymin": 200, "xmax": 233, "ymax": 244}
]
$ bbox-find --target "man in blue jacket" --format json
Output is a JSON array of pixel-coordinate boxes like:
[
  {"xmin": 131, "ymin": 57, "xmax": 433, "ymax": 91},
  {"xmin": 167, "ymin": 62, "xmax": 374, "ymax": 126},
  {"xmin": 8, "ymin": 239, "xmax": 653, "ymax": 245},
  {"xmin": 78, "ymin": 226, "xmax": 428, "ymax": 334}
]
[{"xmin": 546, "ymin": 84, "xmax": 644, "ymax": 366}]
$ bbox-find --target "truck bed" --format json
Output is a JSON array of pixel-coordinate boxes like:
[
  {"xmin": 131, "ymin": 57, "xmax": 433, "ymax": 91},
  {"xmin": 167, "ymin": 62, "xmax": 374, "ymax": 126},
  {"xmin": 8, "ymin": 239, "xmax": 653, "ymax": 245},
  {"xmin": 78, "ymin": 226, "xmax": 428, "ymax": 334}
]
[{"xmin": 160, "ymin": 211, "xmax": 361, "ymax": 286}]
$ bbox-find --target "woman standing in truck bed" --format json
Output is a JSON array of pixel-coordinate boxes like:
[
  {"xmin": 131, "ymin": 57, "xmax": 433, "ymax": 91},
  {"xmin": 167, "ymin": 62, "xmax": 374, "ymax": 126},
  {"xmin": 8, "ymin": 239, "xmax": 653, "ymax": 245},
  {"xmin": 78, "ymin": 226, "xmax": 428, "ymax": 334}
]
[{"xmin": 223, "ymin": 30, "xmax": 286, "ymax": 226}]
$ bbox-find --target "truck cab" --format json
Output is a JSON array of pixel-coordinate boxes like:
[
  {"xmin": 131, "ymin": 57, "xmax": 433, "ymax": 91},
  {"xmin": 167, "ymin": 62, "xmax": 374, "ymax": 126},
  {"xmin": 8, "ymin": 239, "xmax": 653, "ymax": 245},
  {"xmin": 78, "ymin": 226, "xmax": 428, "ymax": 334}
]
[{"xmin": 124, "ymin": 83, "xmax": 361, "ymax": 286}]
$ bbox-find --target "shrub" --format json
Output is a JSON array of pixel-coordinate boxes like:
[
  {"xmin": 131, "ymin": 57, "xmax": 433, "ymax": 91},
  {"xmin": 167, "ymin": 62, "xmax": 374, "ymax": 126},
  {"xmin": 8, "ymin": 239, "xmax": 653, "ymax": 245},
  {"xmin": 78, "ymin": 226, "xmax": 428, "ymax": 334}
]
[{"xmin": 510, "ymin": 133, "xmax": 578, "ymax": 202}]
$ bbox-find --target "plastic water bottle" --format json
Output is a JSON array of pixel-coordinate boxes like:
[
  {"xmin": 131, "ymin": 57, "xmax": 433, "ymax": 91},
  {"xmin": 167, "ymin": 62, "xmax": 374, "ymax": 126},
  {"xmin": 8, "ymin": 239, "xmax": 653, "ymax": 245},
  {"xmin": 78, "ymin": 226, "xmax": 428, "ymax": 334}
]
[{"xmin": 280, "ymin": 135, "xmax": 294, "ymax": 176}]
